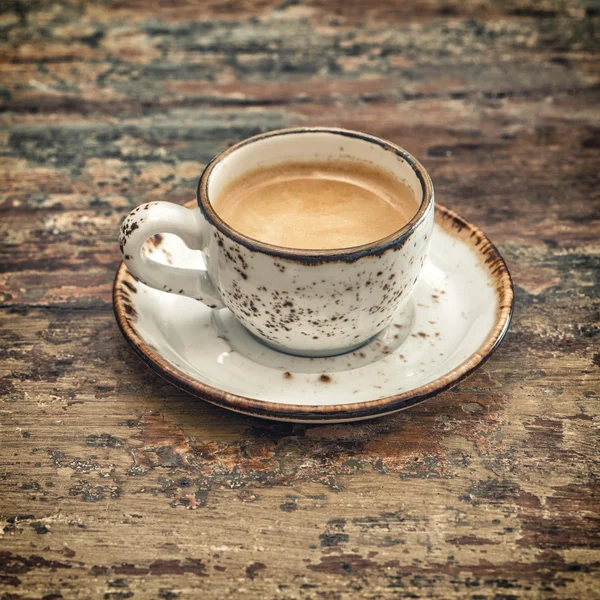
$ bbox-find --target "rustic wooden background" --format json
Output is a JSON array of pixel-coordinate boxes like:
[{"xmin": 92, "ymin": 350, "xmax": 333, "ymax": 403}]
[{"xmin": 1, "ymin": 1, "xmax": 599, "ymax": 598}]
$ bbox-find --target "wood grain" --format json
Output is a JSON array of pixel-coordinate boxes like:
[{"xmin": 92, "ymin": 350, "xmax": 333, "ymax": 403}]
[{"xmin": 1, "ymin": 1, "xmax": 599, "ymax": 598}]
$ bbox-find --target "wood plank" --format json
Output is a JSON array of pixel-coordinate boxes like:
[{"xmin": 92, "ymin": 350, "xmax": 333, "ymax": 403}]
[{"xmin": 1, "ymin": 1, "xmax": 599, "ymax": 598}]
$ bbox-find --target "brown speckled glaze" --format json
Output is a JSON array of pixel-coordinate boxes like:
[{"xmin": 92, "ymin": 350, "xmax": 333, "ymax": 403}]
[
  {"xmin": 113, "ymin": 202, "xmax": 513, "ymax": 423},
  {"xmin": 202, "ymin": 216, "xmax": 432, "ymax": 356},
  {"xmin": 119, "ymin": 127, "xmax": 435, "ymax": 357}
]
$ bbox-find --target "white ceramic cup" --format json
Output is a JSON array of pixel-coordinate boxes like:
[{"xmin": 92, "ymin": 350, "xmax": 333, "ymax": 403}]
[{"xmin": 119, "ymin": 127, "xmax": 434, "ymax": 357}]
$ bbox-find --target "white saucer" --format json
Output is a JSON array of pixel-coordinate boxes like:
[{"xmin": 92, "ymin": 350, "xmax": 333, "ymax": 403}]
[{"xmin": 114, "ymin": 203, "xmax": 513, "ymax": 423}]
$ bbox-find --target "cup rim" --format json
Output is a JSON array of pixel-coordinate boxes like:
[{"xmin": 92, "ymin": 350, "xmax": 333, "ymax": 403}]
[{"xmin": 197, "ymin": 127, "xmax": 434, "ymax": 261}]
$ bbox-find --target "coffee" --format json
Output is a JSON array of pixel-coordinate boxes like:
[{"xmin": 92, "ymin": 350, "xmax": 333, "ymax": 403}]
[{"xmin": 212, "ymin": 161, "xmax": 418, "ymax": 250}]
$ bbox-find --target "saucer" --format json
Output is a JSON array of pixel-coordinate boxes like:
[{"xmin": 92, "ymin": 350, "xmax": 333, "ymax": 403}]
[{"xmin": 114, "ymin": 203, "xmax": 513, "ymax": 423}]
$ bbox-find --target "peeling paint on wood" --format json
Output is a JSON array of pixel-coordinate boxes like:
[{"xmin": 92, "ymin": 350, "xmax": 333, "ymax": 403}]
[{"xmin": 1, "ymin": 1, "xmax": 599, "ymax": 598}]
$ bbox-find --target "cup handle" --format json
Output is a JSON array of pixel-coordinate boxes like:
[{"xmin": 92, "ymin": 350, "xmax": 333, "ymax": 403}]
[{"xmin": 119, "ymin": 201, "xmax": 225, "ymax": 309}]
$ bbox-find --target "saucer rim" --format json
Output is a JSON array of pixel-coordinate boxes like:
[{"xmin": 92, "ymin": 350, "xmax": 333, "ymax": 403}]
[{"xmin": 113, "ymin": 203, "xmax": 514, "ymax": 422}]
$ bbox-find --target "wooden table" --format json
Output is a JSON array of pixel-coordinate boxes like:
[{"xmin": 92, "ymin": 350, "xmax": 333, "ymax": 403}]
[{"xmin": 1, "ymin": 2, "xmax": 599, "ymax": 598}]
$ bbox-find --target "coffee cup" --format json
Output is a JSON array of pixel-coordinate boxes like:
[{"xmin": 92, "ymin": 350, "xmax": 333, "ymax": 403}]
[{"xmin": 119, "ymin": 127, "xmax": 434, "ymax": 357}]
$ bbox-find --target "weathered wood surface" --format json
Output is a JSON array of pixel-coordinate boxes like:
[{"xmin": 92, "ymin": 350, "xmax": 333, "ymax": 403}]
[{"xmin": 1, "ymin": 1, "xmax": 599, "ymax": 598}]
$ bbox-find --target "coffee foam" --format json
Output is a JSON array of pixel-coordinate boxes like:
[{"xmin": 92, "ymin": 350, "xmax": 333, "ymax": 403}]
[{"xmin": 211, "ymin": 160, "xmax": 419, "ymax": 250}]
